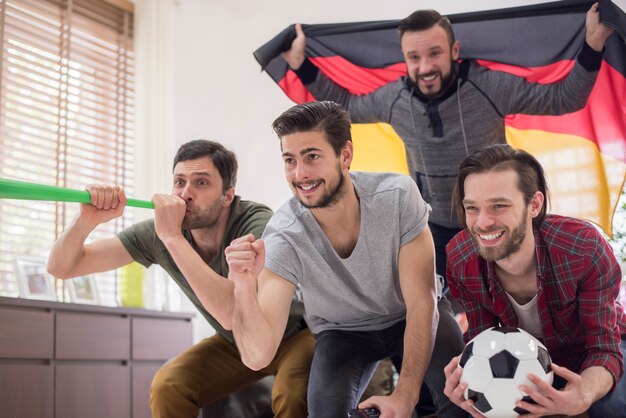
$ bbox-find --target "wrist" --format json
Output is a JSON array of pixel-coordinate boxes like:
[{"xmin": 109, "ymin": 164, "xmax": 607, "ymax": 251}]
[
  {"xmin": 578, "ymin": 41, "xmax": 603, "ymax": 71},
  {"xmin": 294, "ymin": 58, "xmax": 318, "ymax": 84},
  {"xmin": 73, "ymin": 215, "xmax": 101, "ymax": 236},
  {"xmin": 391, "ymin": 382, "xmax": 419, "ymax": 410},
  {"xmin": 160, "ymin": 233, "xmax": 186, "ymax": 249}
]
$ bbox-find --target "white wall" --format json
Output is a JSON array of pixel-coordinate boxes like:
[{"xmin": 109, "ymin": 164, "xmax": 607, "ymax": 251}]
[{"xmin": 169, "ymin": 0, "xmax": 559, "ymax": 211}]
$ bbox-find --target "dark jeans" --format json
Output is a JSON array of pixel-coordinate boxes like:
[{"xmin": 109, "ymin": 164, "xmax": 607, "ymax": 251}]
[
  {"xmin": 428, "ymin": 221, "xmax": 462, "ymax": 282},
  {"xmin": 307, "ymin": 296, "xmax": 466, "ymax": 418}
]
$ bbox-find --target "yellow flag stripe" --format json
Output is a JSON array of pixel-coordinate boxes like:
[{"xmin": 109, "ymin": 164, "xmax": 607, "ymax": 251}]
[{"xmin": 348, "ymin": 122, "xmax": 624, "ymax": 237}]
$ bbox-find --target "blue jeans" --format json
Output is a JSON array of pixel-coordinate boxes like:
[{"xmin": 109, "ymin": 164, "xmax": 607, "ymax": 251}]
[
  {"xmin": 307, "ymin": 296, "xmax": 466, "ymax": 418},
  {"xmin": 588, "ymin": 338, "xmax": 626, "ymax": 418}
]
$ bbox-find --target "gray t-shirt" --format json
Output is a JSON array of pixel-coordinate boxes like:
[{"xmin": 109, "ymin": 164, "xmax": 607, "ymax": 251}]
[{"xmin": 263, "ymin": 172, "xmax": 431, "ymax": 335}]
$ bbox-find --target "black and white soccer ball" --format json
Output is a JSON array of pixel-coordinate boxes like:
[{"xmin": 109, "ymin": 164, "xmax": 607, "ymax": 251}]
[{"xmin": 458, "ymin": 326, "xmax": 553, "ymax": 418}]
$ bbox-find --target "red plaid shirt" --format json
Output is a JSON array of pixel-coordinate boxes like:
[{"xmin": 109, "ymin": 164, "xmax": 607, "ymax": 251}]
[{"xmin": 447, "ymin": 215, "xmax": 625, "ymax": 387}]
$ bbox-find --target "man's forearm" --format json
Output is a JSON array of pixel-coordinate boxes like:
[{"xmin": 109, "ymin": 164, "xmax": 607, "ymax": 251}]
[
  {"xmin": 232, "ymin": 285, "xmax": 281, "ymax": 371},
  {"xmin": 161, "ymin": 235, "xmax": 235, "ymax": 329},
  {"xmin": 581, "ymin": 366, "xmax": 614, "ymax": 405},
  {"xmin": 47, "ymin": 215, "xmax": 97, "ymax": 278},
  {"xmin": 394, "ymin": 296, "xmax": 438, "ymax": 407}
]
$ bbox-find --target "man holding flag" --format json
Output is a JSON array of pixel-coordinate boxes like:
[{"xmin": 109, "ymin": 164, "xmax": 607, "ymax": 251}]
[{"xmin": 281, "ymin": 3, "xmax": 615, "ymax": 283}]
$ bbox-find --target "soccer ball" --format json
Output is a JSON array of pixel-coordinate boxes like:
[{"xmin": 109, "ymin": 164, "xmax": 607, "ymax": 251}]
[{"xmin": 458, "ymin": 326, "xmax": 553, "ymax": 418}]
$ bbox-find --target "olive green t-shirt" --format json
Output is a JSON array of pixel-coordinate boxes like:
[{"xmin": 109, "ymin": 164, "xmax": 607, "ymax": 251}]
[{"xmin": 118, "ymin": 196, "xmax": 305, "ymax": 343}]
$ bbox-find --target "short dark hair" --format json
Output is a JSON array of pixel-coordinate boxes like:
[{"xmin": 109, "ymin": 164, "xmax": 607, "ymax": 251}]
[
  {"xmin": 172, "ymin": 139, "xmax": 238, "ymax": 192},
  {"xmin": 454, "ymin": 144, "xmax": 549, "ymax": 229},
  {"xmin": 399, "ymin": 10, "xmax": 455, "ymax": 47},
  {"xmin": 271, "ymin": 101, "xmax": 352, "ymax": 155}
]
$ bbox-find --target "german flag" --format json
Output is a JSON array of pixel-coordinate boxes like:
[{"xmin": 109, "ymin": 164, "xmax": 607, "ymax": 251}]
[{"xmin": 254, "ymin": 0, "xmax": 626, "ymax": 236}]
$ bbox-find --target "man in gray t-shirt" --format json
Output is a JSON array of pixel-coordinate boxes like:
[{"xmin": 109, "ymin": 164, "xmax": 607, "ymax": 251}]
[{"xmin": 226, "ymin": 101, "xmax": 465, "ymax": 418}]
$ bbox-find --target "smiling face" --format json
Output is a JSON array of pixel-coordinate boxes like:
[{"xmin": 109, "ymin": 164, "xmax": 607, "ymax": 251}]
[
  {"xmin": 401, "ymin": 25, "xmax": 459, "ymax": 99},
  {"xmin": 172, "ymin": 156, "xmax": 234, "ymax": 230},
  {"xmin": 281, "ymin": 130, "xmax": 352, "ymax": 209},
  {"xmin": 462, "ymin": 169, "xmax": 542, "ymax": 262}
]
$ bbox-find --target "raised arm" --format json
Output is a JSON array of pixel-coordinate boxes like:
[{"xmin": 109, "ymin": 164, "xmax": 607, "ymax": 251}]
[
  {"xmin": 151, "ymin": 193, "xmax": 244, "ymax": 329},
  {"xmin": 360, "ymin": 227, "xmax": 438, "ymax": 416},
  {"xmin": 226, "ymin": 235, "xmax": 296, "ymax": 370},
  {"xmin": 282, "ymin": 23, "xmax": 306, "ymax": 70},
  {"xmin": 586, "ymin": 2, "xmax": 614, "ymax": 52},
  {"xmin": 282, "ymin": 23, "xmax": 391, "ymax": 123},
  {"xmin": 472, "ymin": 3, "xmax": 614, "ymax": 118},
  {"xmin": 47, "ymin": 185, "xmax": 133, "ymax": 278}
]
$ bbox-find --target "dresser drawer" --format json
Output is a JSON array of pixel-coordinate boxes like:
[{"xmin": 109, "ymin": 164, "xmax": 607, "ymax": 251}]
[
  {"xmin": 0, "ymin": 307, "xmax": 53, "ymax": 358},
  {"xmin": 132, "ymin": 317, "xmax": 192, "ymax": 360},
  {"xmin": 56, "ymin": 312, "xmax": 130, "ymax": 360}
]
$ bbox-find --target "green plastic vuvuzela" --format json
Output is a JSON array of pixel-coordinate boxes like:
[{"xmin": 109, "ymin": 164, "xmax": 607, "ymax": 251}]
[{"xmin": 0, "ymin": 178, "xmax": 154, "ymax": 209}]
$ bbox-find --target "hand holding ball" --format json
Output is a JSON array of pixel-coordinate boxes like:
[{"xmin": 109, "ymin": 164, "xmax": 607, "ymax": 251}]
[{"xmin": 458, "ymin": 327, "xmax": 553, "ymax": 418}]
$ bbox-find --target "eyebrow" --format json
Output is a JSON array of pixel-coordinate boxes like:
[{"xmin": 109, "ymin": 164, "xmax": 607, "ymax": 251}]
[
  {"xmin": 173, "ymin": 171, "xmax": 212, "ymax": 178},
  {"xmin": 405, "ymin": 45, "xmax": 444, "ymax": 54},
  {"xmin": 282, "ymin": 147, "xmax": 322, "ymax": 158},
  {"xmin": 462, "ymin": 197, "xmax": 512, "ymax": 205}
]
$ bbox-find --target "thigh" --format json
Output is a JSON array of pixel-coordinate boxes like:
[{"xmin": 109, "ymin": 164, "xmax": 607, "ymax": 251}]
[
  {"xmin": 308, "ymin": 329, "xmax": 382, "ymax": 418},
  {"xmin": 391, "ymin": 297, "xmax": 466, "ymax": 418},
  {"xmin": 159, "ymin": 333, "xmax": 265, "ymax": 406},
  {"xmin": 392, "ymin": 297, "xmax": 463, "ymax": 371},
  {"xmin": 269, "ymin": 328, "xmax": 315, "ymax": 391},
  {"xmin": 423, "ymin": 295, "xmax": 466, "ymax": 416},
  {"xmin": 268, "ymin": 328, "xmax": 316, "ymax": 418}
]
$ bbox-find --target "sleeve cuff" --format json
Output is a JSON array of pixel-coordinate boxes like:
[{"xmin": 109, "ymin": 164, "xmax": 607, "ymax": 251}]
[
  {"xmin": 294, "ymin": 58, "xmax": 319, "ymax": 85},
  {"xmin": 577, "ymin": 41, "xmax": 603, "ymax": 72},
  {"xmin": 581, "ymin": 353, "xmax": 622, "ymax": 392}
]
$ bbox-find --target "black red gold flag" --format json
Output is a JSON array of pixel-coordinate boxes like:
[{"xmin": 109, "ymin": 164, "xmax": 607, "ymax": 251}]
[{"xmin": 254, "ymin": 0, "xmax": 626, "ymax": 236}]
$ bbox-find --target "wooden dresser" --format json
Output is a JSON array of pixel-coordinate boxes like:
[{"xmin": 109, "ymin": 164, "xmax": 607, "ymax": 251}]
[{"xmin": 0, "ymin": 296, "xmax": 194, "ymax": 418}]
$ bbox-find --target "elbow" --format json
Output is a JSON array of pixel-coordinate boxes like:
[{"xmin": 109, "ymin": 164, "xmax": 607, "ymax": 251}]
[
  {"xmin": 219, "ymin": 316, "xmax": 233, "ymax": 331},
  {"xmin": 46, "ymin": 260, "xmax": 69, "ymax": 279},
  {"xmin": 559, "ymin": 98, "xmax": 587, "ymax": 115},
  {"xmin": 242, "ymin": 354, "xmax": 272, "ymax": 372}
]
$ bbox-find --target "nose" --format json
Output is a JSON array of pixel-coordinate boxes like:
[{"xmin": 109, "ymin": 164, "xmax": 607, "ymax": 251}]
[
  {"xmin": 475, "ymin": 210, "xmax": 495, "ymax": 230},
  {"xmin": 418, "ymin": 58, "xmax": 435, "ymax": 75},
  {"xmin": 179, "ymin": 184, "xmax": 193, "ymax": 201},
  {"xmin": 293, "ymin": 162, "xmax": 309, "ymax": 181}
]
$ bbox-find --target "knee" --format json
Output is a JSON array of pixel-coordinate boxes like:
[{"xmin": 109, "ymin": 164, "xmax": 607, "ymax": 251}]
[
  {"xmin": 434, "ymin": 314, "xmax": 464, "ymax": 354},
  {"xmin": 271, "ymin": 377, "xmax": 307, "ymax": 416},
  {"xmin": 272, "ymin": 385, "xmax": 307, "ymax": 414},
  {"xmin": 150, "ymin": 364, "xmax": 185, "ymax": 402}
]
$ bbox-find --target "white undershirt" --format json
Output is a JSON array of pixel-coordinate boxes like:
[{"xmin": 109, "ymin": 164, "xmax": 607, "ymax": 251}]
[{"xmin": 505, "ymin": 291, "xmax": 543, "ymax": 339}]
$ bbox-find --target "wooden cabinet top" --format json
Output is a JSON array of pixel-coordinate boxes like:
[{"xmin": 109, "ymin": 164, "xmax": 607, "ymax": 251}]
[{"xmin": 0, "ymin": 296, "xmax": 195, "ymax": 320}]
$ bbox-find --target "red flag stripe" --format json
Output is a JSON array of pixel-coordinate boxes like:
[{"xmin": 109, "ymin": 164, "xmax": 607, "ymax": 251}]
[{"xmin": 279, "ymin": 57, "xmax": 626, "ymax": 163}]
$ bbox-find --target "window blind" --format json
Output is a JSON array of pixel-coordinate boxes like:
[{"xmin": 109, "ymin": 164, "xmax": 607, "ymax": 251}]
[{"xmin": 0, "ymin": 0, "xmax": 134, "ymax": 306}]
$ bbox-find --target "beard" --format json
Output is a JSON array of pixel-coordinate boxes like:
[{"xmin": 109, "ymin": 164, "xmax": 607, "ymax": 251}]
[
  {"xmin": 472, "ymin": 208, "xmax": 528, "ymax": 262},
  {"xmin": 410, "ymin": 56, "xmax": 457, "ymax": 100},
  {"xmin": 181, "ymin": 195, "xmax": 225, "ymax": 230},
  {"xmin": 295, "ymin": 163, "xmax": 345, "ymax": 209}
]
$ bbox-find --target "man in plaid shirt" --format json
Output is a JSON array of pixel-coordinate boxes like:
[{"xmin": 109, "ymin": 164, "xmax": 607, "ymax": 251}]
[{"xmin": 442, "ymin": 144, "xmax": 625, "ymax": 417}]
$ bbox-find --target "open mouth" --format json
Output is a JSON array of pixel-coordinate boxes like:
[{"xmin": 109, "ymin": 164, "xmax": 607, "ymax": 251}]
[
  {"xmin": 296, "ymin": 180, "xmax": 322, "ymax": 193},
  {"xmin": 420, "ymin": 73, "xmax": 438, "ymax": 82},
  {"xmin": 477, "ymin": 230, "xmax": 505, "ymax": 243}
]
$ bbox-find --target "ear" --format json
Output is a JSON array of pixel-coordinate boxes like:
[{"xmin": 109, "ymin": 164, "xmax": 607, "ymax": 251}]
[
  {"xmin": 529, "ymin": 191, "xmax": 544, "ymax": 218},
  {"xmin": 451, "ymin": 40, "xmax": 460, "ymax": 61},
  {"xmin": 222, "ymin": 187, "xmax": 235, "ymax": 207},
  {"xmin": 341, "ymin": 141, "xmax": 354, "ymax": 170}
]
